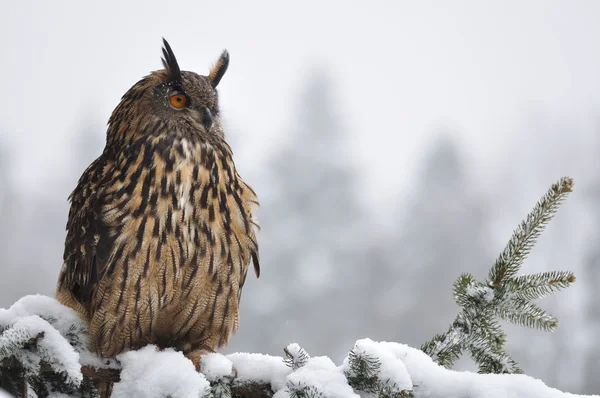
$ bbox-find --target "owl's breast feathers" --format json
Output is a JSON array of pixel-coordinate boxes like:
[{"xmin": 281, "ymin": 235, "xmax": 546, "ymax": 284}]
[{"xmin": 57, "ymin": 131, "xmax": 259, "ymax": 356}]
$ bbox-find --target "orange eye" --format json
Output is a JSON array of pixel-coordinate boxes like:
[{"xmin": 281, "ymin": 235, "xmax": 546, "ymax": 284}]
[{"xmin": 169, "ymin": 93, "xmax": 187, "ymax": 109}]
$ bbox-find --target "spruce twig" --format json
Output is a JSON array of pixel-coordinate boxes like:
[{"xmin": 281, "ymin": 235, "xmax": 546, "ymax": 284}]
[
  {"xmin": 421, "ymin": 176, "xmax": 576, "ymax": 374},
  {"xmin": 344, "ymin": 350, "xmax": 381, "ymax": 394},
  {"xmin": 488, "ymin": 176, "xmax": 573, "ymax": 289},
  {"xmin": 284, "ymin": 343, "xmax": 310, "ymax": 370},
  {"xmin": 0, "ymin": 330, "xmax": 44, "ymax": 363},
  {"xmin": 288, "ymin": 384, "xmax": 324, "ymax": 398},
  {"xmin": 344, "ymin": 346, "xmax": 413, "ymax": 397}
]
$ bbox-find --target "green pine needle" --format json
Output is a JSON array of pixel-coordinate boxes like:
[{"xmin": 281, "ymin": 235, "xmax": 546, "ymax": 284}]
[
  {"xmin": 0, "ymin": 327, "xmax": 41, "ymax": 362},
  {"xmin": 507, "ymin": 271, "xmax": 575, "ymax": 301},
  {"xmin": 422, "ymin": 176, "xmax": 575, "ymax": 375},
  {"xmin": 497, "ymin": 299, "xmax": 558, "ymax": 331},
  {"xmin": 289, "ymin": 384, "xmax": 324, "ymax": 398},
  {"xmin": 344, "ymin": 350, "xmax": 382, "ymax": 393},
  {"xmin": 488, "ymin": 176, "xmax": 573, "ymax": 288}
]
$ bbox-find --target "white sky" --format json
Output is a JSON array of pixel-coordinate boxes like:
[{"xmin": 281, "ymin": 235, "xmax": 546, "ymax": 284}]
[
  {"xmin": 1, "ymin": 2, "xmax": 599, "ymax": 391},
  {"xmin": 1, "ymin": 0, "xmax": 600, "ymax": 204}
]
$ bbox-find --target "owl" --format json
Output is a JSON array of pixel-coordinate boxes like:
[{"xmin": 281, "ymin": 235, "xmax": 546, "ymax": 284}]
[{"xmin": 56, "ymin": 39, "xmax": 260, "ymax": 369}]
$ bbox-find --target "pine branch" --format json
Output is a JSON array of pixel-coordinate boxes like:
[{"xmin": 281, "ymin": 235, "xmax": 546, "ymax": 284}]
[
  {"xmin": 469, "ymin": 346, "xmax": 521, "ymax": 374},
  {"xmin": 0, "ymin": 358, "xmax": 274, "ymax": 398},
  {"xmin": 488, "ymin": 176, "xmax": 573, "ymax": 289},
  {"xmin": 506, "ymin": 271, "xmax": 576, "ymax": 301},
  {"xmin": 497, "ymin": 299, "xmax": 558, "ymax": 331},
  {"xmin": 422, "ymin": 176, "xmax": 576, "ymax": 374},
  {"xmin": 283, "ymin": 343, "xmax": 310, "ymax": 370},
  {"xmin": 420, "ymin": 324, "xmax": 465, "ymax": 368},
  {"xmin": 344, "ymin": 349, "xmax": 381, "ymax": 393},
  {"xmin": 453, "ymin": 274, "xmax": 492, "ymax": 308},
  {"xmin": 288, "ymin": 384, "xmax": 323, "ymax": 398},
  {"xmin": 210, "ymin": 378, "xmax": 233, "ymax": 398},
  {"xmin": 0, "ymin": 329, "xmax": 44, "ymax": 363},
  {"xmin": 343, "ymin": 343, "xmax": 413, "ymax": 397}
]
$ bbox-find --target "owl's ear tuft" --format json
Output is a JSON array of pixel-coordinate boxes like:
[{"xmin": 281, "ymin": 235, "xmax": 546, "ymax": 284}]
[
  {"xmin": 208, "ymin": 50, "xmax": 229, "ymax": 88},
  {"xmin": 161, "ymin": 38, "xmax": 182, "ymax": 84}
]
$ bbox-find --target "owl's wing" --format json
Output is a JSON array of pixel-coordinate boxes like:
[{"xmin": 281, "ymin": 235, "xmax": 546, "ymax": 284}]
[{"xmin": 59, "ymin": 154, "xmax": 116, "ymax": 308}]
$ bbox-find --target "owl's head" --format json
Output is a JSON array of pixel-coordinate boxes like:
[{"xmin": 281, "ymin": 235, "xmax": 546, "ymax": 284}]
[{"xmin": 107, "ymin": 39, "xmax": 230, "ymax": 148}]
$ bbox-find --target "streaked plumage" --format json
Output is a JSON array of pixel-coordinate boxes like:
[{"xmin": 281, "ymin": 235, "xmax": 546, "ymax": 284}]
[{"xmin": 56, "ymin": 39, "xmax": 259, "ymax": 367}]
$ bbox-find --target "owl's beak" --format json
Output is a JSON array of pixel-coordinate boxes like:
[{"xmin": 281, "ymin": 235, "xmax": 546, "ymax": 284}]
[{"xmin": 202, "ymin": 107, "xmax": 213, "ymax": 131}]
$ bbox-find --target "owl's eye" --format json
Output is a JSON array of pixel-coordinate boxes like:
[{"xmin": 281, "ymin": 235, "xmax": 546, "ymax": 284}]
[{"xmin": 169, "ymin": 93, "xmax": 188, "ymax": 109}]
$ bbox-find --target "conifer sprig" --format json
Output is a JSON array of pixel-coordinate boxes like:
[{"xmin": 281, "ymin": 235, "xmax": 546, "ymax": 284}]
[
  {"xmin": 289, "ymin": 384, "xmax": 324, "ymax": 398},
  {"xmin": 488, "ymin": 176, "xmax": 573, "ymax": 288},
  {"xmin": 0, "ymin": 327, "xmax": 43, "ymax": 363},
  {"xmin": 508, "ymin": 271, "xmax": 576, "ymax": 301},
  {"xmin": 344, "ymin": 348, "xmax": 413, "ymax": 398},
  {"xmin": 284, "ymin": 343, "xmax": 310, "ymax": 370},
  {"xmin": 421, "ymin": 177, "xmax": 576, "ymax": 373},
  {"xmin": 344, "ymin": 350, "xmax": 382, "ymax": 393}
]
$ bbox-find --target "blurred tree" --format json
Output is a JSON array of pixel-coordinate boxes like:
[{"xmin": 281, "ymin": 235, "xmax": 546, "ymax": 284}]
[
  {"xmin": 583, "ymin": 162, "xmax": 600, "ymax": 392},
  {"xmin": 372, "ymin": 135, "xmax": 492, "ymax": 349},
  {"xmin": 228, "ymin": 70, "xmax": 373, "ymax": 360},
  {"xmin": 9, "ymin": 120, "xmax": 105, "ymax": 302},
  {"xmin": 0, "ymin": 140, "xmax": 21, "ymax": 306},
  {"xmin": 0, "ymin": 143, "xmax": 12, "ymax": 251}
]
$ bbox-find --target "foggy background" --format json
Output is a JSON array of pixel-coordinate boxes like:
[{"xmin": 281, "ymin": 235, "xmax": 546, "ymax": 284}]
[{"xmin": 1, "ymin": 1, "xmax": 600, "ymax": 394}]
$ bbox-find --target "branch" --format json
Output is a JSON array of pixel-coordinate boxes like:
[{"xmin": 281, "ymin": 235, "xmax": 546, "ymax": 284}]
[
  {"xmin": 422, "ymin": 176, "xmax": 576, "ymax": 373},
  {"xmin": 0, "ymin": 358, "xmax": 274, "ymax": 398}
]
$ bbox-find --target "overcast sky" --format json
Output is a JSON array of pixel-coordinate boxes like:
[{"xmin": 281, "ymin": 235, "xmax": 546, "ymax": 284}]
[
  {"xmin": 2, "ymin": 1, "xmax": 600, "ymax": 208},
  {"xmin": 2, "ymin": 3, "xmax": 600, "ymax": 392}
]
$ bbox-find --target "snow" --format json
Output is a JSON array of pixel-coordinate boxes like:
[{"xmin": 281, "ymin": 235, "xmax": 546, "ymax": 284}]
[
  {"xmin": 376, "ymin": 340, "xmax": 600, "ymax": 398},
  {"xmin": 343, "ymin": 338, "xmax": 412, "ymax": 395},
  {"xmin": 1, "ymin": 295, "xmax": 598, "ymax": 397},
  {"xmin": 6, "ymin": 315, "xmax": 82, "ymax": 385},
  {"xmin": 284, "ymin": 342, "xmax": 310, "ymax": 369},
  {"xmin": 285, "ymin": 356, "xmax": 359, "ymax": 398},
  {"xmin": 465, "ymin": 284, "xmax": 495, "ymax": 303},
  {"xmin": 0, "ymin": 295, "xmax": 83, "ymax": 336},
  {"xmin": 112, "ymin": 345, "xmax": 210, "ymax": 398},
  {"xmin": 0, "ymin": 294, "xmax": 120, "ymax": 373},
  {"xmin": 227, "ymin": 352, "xmax": 291, "ymax": 391},
  {"xmin": 0, "ymin": 389, "xmax": 13, "ymax": 398},
  {"xmin": 0, "ymin": 296, "xmax": 84, "ymax": 386},
  {"xmin": 200, "ymin": 352, "xmax": 234, "ymax": 381},
  {"xmin": 78, "ymin": 349, "xmax": 120, "ymax": 370}
]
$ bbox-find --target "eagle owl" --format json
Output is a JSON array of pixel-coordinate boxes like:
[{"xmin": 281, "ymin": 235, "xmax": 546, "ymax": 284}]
[{"xmin": 56, "ymin": 39, "xmax": 259, "ymax": 368}]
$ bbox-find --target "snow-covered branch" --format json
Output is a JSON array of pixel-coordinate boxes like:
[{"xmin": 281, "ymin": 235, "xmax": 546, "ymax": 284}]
[{"xmin": 0, "ymin": 295, "xmax": 596, "ymax": 398}]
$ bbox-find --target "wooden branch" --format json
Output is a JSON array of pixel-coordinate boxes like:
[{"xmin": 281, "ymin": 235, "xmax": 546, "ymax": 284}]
[{"xmin": 0, "ymin": 358, "xmax": 274, "ymax": 398}]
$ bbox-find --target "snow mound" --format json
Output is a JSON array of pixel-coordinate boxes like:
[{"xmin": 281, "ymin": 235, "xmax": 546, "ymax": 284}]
[
  {"xmin": 112, "ymin": 345, "xmax": 210, "ymax": 398},
  {"xmin": 0, "ymin": 295, "xmax": 83, "ymax": 386},
  {"xmin": 227, "ymin": 352, "xmax": 291, "ymax": 391},
  {"xmin": 284, "ymin": 356, "xmax": 359, "ymax": 398},
  {"xmin": 375, "ymin": 340, "xmax": 598, "ymax": 398},
  {"xmin": 344, "ymin": 338, "xmax": 412, "ymax": 395},
  {"xmin": 0, "ymin": 294, "xmax": 82, "ymax": 333},
  {"xmin": 200, "ymin": 352, "xmax": 235, "ymax": 381},
  {"xmin": 0, "ymin": 295, "xmax": 597, "ymax": 397}
]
